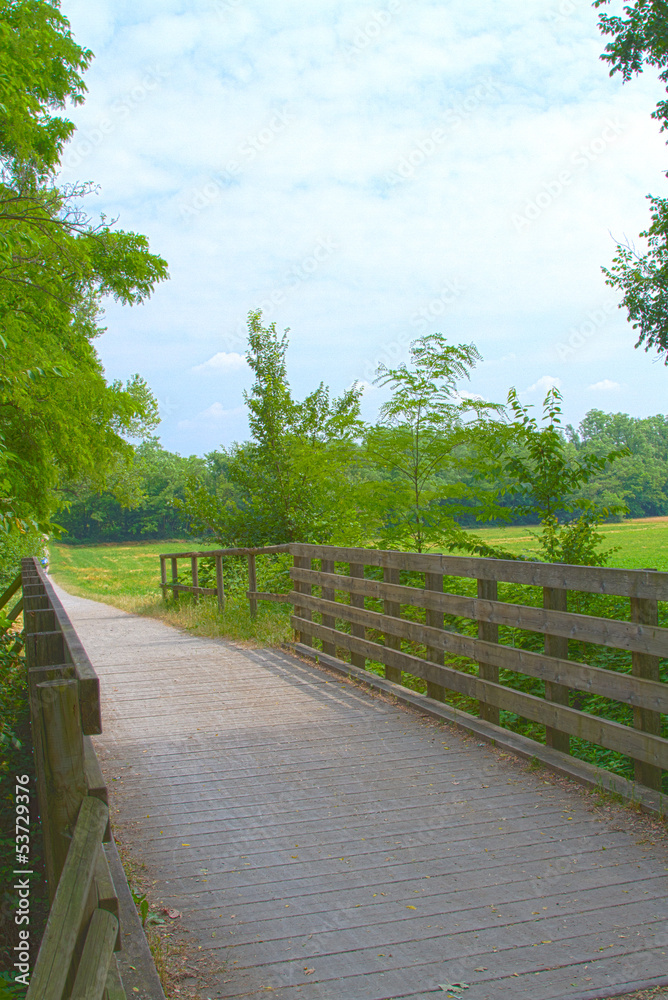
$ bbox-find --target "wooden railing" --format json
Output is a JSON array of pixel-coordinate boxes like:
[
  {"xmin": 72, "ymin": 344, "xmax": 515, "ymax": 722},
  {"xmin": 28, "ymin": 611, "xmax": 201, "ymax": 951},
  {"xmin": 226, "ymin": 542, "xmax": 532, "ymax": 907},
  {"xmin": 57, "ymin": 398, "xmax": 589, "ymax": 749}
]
[
  {"xmin": 159, "ymin": 544, "xmax": 291, "ymax": 616},
  {"xmin": 290, "ymin": 544, "xmax": 668, "ymax": 794},
  {"xmin": 158, "ymin": 543, "xmax": 668, "ymax": 797},
  {"xmin": 21, "ymin": 557, "xmax": 126, "ymax": 1000}
]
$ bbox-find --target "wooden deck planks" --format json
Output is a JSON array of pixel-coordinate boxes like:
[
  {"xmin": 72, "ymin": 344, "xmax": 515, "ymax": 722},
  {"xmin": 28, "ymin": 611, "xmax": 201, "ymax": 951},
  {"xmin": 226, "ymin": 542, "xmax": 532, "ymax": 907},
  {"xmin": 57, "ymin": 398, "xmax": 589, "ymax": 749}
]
[{"xmin": 52, "ymin": 584, "xmax": 668, "ymax": 1000}]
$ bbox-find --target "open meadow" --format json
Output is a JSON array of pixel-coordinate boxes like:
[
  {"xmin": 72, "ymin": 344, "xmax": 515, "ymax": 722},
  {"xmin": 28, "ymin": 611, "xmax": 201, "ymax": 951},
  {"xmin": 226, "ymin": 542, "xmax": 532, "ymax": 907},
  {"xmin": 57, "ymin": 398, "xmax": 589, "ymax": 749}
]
[{"xmin": 448, "ymin": 516, "xmax": 668, "ymax": 570}]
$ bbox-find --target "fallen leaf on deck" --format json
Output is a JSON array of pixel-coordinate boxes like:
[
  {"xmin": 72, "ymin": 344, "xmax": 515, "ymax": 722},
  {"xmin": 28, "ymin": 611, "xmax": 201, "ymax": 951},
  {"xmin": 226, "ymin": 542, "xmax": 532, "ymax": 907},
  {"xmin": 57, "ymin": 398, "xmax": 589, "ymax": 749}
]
[{"xmin": 304, "ymin": 967, "xmax": 315, "ymax": 975}]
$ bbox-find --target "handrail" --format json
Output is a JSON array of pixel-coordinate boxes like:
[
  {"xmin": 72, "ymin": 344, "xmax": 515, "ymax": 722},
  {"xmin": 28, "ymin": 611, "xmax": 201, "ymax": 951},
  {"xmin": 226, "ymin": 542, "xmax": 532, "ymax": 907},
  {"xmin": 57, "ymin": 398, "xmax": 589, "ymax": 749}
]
[
  {"xmin": 21, "ymin": 558, "xmax": 127, "ymax": 999},
  {"xmin": 158, "ymin": 543, "xmax": 291, "ymax": 615}
]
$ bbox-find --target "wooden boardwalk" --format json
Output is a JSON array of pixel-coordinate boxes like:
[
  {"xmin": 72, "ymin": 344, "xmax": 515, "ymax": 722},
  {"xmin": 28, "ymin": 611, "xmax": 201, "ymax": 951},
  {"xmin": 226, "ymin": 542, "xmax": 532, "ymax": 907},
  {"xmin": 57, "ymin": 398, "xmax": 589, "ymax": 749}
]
[{"xmin": 54, "ymin": 585, "xmax": 668, "ymax": 1000}]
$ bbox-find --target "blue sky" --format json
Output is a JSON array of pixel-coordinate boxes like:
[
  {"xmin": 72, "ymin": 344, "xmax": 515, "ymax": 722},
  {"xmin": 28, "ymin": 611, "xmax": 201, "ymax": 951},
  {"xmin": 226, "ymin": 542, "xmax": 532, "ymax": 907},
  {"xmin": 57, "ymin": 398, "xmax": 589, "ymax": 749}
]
[{"xmin": 59, "ymin": 0, "xmax": 668, "ymax": 456}]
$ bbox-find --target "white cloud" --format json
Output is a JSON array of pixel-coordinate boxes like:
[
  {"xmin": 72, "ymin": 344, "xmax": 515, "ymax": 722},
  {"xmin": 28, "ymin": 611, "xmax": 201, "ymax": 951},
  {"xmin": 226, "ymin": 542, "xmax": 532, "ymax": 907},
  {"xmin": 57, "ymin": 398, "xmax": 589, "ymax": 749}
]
[
  {"xmin": 192, "ymin": 351, "xmax": 247, "ymax": 373},
  {"xmin": 56, "ymin": 0, "xmax": 668, "ymax": 454},
  {"xmin": 588, "ymin": 379, "xmax": 621, "ymax": 391},
  {"xmin": 355, "ymin": 379, "xmax": 377, "ymax": 394},
  {"xmin": 524, "ymin": 375, "xmax": 562, "ymax": 394},
  {"xmin": 177, "ymin": 402, "xmax": 244, "ymax": 430}
]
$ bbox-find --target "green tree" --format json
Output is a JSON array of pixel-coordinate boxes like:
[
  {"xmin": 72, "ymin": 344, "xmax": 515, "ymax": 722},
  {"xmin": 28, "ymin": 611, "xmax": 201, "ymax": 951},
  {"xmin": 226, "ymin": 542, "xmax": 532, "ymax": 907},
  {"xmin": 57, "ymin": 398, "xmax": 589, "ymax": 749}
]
[
  {"xmin": 0, "ymin": 0, "xmax": 168, "ymax": 558},
  {"xmin": 595, "ymin": 0, "xmax": 668, "ymax": 359},
  {"xmin": 503, "ymin": 387, "xmax": 627, "ymax": 564},
  {"xmin": 362, "ymin": 334, "xmax": 507, "ymax": 553},
  {"xmin": 179, "ymin": 310, "xmax": 364, "ymax": 545}
]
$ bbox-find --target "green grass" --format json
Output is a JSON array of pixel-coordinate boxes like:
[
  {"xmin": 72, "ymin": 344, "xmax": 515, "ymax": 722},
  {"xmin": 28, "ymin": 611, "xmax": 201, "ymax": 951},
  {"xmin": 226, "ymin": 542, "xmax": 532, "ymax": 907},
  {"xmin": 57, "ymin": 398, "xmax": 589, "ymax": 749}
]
[
  {"xmin": 48, "ymin": 539, "xmax": 221, "ymax": 607},
  {"xmin": 49, "ymin": 539, "xmax": 292, "ymax": 646},
  {"xmin": 447, "ymin": 517, "xmax": 668, "ymax": 570}
]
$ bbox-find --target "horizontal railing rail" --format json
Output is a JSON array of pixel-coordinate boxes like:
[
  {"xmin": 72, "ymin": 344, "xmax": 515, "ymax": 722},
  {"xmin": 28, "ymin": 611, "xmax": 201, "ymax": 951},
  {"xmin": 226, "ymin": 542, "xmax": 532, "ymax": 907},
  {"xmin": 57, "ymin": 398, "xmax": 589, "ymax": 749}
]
[
  {"xmin": 158, "ymin": 542, "xmax": 668, "ymax": 797},
  {"xmin": 21, "ymin": 557, "xmax": 126, "ymax": 1000}
]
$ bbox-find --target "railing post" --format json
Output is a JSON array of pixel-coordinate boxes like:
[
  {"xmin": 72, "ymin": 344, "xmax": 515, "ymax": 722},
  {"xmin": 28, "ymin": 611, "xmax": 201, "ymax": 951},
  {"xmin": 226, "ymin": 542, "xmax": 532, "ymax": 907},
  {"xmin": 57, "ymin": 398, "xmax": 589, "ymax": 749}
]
[
  {"xmin": 349, "ymin": 562, "xmax": 366, "ymax": 669},
  {"xmin": 171, "ymin": 556, "xmax": 179, "ymax": 602},
  {"xmin": 477, "ymin": 578, "xmax": 500, "ymax": 725},
  {"xmin": 293, "ymin": 554, "xmax": 312, "ymax": 646},
  {"xmin": 543, "ymin": 586, "xmax": 570, "ymax": 755},
  {"xmin": 425, "ymin": 572, "xmax": 446, "ymax": 702},
  {"xmin": 215, "ymin": 554, "xmax": 225, "ymax": 611},
  {"xmin": 191, "ymin": 555, "xmax": 199, "ymax": 604},
  {"xmin": 35, "ymin": 679, "xmax": 87, "ymax": 901},
  {"xmin": 383, "ymin": 566, "xmax": 402, "ymax": 684},
  {"xmin": 248, "ymin": 553, "xmax": 257, "ymax": 618},
  {"xmin": 631, "ymin": 593, "xmax": 662, "ymax": 791},
  {"xmin": 320, "ymin": 557, "xmax": 336, "ymax": 656},
  {"xmin": 160, "ymin": 556, "xmax": 167, "ymax": 601}
]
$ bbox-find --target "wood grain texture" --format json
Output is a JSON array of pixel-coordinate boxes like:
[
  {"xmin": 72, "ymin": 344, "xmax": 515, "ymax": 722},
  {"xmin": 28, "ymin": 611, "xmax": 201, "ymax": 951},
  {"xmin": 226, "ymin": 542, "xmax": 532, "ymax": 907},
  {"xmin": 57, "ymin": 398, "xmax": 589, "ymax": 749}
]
[
  {"xmin": 25, "ymin": 559, "xmax": 102, "ymax": 734},
  {"xmin": 631, "ymin": 595, "xmax": 662, "ymax": 792},
  {"xmin": 478, "ymin": 578, "xmax": 500, "ymax": 726},
  {"xmin": 383, "ymin": 566, "xmax": 402, "ymax": 684},
  {"xmin": 55, "ymin": 584, "xmax": 668, "ymax": 1000},
  {"xmin": 544, "ymin": 587, "xmax": 570, "ymax": 756},
  {"xmin": 291, "ymin": 543, "xmax": 668, "ymax": 599},
  {"xmin": 288, "ymin": 591, "xmax": 668, "ymax": 713},
  {"xmin": 26, "ymin": 796, "xmax": 109, "ymax": 1000},
  {"xmin": 349, "ymin": 562, "xmax": 366, "ymax": 670},
  {"xmin": 70, "ymin": 908, "xmax": 119, "ymax": 1000},
  {"xmin": 289, "ymin": 566, "xmax": 668, "ymax": 657},
  {"xmin": 36, "ymin": 679, "xmax": 87, "ymax": 899}
]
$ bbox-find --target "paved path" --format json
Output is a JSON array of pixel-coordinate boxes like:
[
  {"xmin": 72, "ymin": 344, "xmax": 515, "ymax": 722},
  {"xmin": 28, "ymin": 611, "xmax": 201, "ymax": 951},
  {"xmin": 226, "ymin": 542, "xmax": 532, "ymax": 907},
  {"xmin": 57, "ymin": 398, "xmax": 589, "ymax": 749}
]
[{"xmin": 55, "ymin": 585, "xmax": 668, "ymax": 1000}]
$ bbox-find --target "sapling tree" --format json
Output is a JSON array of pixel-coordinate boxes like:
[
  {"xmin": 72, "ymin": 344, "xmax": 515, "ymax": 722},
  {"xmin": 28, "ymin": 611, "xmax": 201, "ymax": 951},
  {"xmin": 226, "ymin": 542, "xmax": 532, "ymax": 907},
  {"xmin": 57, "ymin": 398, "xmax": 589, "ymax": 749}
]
[
  {"xmin": 180, "ymin": 310, "xmax": 365, "ymax": 545},
  {"xmin": 503, "ymin": 386, "xmax": 627, "ymax": 565},
  {"xmin": 363, "ymin": 334, "xmax": 509, "ymax": 554}
]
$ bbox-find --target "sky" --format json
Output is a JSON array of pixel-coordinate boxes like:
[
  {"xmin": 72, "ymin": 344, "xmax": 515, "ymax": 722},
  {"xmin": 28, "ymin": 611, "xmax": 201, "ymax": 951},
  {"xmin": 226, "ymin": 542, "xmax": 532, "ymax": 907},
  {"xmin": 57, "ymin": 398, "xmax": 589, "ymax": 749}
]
[{"xmin": 58, "ymin": 0, "xmax": 668, "ymax": 457}]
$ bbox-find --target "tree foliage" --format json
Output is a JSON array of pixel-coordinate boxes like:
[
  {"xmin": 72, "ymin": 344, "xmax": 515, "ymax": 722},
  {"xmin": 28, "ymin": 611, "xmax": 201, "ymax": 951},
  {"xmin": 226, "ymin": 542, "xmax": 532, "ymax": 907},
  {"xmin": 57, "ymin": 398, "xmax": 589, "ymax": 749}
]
[
  {"xmin": 0, "ymin": 0, "xmax": 168, "ymax": 559},
  {"xmin": 362, "ymin": 334, "xmax": 508, "ymax": 553},
  {"xmin": 595, "ymin": 0, "xmax": 668, "ymax": 359},
  {"xmin": 502, "ymin": 387, "xmax": 627, "ymax": 564},
  {"xmin": 58, "ymin": 438, "xmax": 205, "ymax": 542}
]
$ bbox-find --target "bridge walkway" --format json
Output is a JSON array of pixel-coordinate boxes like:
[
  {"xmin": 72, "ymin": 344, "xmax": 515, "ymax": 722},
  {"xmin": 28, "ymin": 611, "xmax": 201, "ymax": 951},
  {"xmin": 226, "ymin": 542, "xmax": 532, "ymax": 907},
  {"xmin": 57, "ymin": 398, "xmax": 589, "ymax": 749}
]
[{"xmin": 53, "ymin": 584, "xmax": 668, "ymax": 1000}]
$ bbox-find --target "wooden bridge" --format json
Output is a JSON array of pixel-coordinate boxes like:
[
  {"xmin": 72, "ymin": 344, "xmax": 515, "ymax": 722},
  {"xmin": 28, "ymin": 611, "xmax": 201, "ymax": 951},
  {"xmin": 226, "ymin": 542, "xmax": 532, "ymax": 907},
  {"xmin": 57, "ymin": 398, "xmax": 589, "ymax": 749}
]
[{"xmin": 38, "ymin": 543, "xmax": 668, "ymax": 1000}]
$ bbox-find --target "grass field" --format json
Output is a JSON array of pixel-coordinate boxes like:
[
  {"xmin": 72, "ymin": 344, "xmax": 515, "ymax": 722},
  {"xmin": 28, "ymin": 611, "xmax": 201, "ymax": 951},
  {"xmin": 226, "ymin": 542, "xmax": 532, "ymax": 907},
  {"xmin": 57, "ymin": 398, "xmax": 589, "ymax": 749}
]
[
  {"xmin": 48, "ymin": 539, "xmax": 291, "ymax": 645},
  {"xmin": 450, "ymin": 517, "xmax": 668, "ymax": 570}
]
